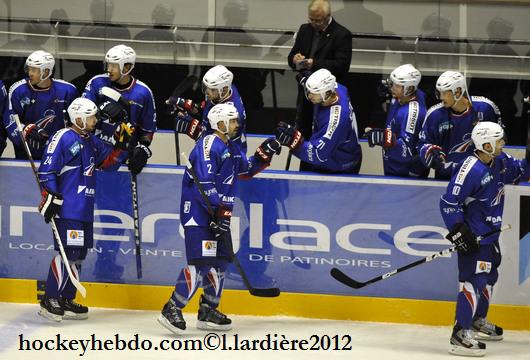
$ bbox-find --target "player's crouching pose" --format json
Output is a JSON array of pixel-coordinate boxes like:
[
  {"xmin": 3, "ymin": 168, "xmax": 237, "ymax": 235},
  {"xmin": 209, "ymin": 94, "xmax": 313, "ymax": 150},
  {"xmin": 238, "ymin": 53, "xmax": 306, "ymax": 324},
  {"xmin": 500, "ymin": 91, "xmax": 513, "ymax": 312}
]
[
  {"xmin": 36, "ymin": 98, "xmax": 131, "ymax": 321},
  {"xmin": 158, "ymin": 103, "xmax": 280, "ymax": 335},
  {"xmin": 440, "ymin": 122, "xmax": 530, "ymax": 357}
]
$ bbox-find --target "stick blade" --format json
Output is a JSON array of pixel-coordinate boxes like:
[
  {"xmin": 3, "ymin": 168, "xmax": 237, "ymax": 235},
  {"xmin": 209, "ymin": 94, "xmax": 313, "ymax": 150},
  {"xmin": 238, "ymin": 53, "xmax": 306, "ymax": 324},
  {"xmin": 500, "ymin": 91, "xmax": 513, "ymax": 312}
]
[
  {"xmin": 249, "ymin": 287, "xmax": 281, "ymax": 297},
  {"xmin": 330, "ymin": 268, "xmax": 366, "ymax": 289},
  {"xmin": 100, "ymin": 86, "xmax": 121, "ymax": 102}
]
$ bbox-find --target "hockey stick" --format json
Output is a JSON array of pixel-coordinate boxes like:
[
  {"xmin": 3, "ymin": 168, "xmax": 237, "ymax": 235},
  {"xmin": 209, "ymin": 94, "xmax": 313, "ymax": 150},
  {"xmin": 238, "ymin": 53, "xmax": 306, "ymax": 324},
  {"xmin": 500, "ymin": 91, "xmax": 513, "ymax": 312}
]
[
  {"xmin": 130, "ymin": 174, "xmax": 142, "ymax": 279},
  {"xmin": 331, "ymin": 224, "xmax": 511, "ymax": 290},
  {"xmin": 13, "ymin": 114, "xmax": 87, "ymax": 298},
  {"xmin": 166, "ymin": 75, "xmax": 198, "ymax": 166},
  {"xmin": 182, "ymin": 152, "xmax": 280, "ymax": 297},
  {"xmin": 100, "ymin": 86, "xmax": 143, "ymax": 278},
  {"xmin": 285, "ymin": 90, "xmax": 304, "ymax": 171}
]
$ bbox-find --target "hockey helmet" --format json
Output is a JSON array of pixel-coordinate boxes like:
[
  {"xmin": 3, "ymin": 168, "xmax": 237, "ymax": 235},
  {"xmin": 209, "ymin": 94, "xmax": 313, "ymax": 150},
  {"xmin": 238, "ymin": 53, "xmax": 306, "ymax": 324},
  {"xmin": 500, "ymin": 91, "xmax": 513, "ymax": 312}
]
[
  {"xmin": 67, "ymin": 97, "xmax": 99, "ymax": 131},
  {"xmin": 105, "ymin": 44, "xmax": 136, "ymax": 76},
  {"xmin": 202, "ymin": 65, "xmax": 233, "ymax": 102},
  {"xmin": 305, "ymin": 68, "xmax": 337, "ymax": 102},
  {"xmin": 208, "ymin": 103, "xmax": 239, "ymax": 135},
  {"xmin": 471, "ymin": 122, "xmax": 504, "ymax": 155},
  {"xmin": 25, "ymin": 50, "xmax": 55, "ymax": 81},
  {"xmin": 436, "ymin": 71, "xmax": 467, "ymax": 101},
  {"xmin": 389, "ymin": 64, "xmax": 421, "ymax": 96}
]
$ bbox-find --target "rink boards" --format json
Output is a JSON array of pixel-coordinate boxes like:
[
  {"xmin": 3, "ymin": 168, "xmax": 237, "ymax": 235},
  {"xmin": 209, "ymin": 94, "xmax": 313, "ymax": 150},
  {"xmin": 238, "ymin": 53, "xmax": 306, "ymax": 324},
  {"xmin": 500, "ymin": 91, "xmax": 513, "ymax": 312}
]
[{"xmin": 1, "ymin": 160, "xmax": 529, "ymax": 329}]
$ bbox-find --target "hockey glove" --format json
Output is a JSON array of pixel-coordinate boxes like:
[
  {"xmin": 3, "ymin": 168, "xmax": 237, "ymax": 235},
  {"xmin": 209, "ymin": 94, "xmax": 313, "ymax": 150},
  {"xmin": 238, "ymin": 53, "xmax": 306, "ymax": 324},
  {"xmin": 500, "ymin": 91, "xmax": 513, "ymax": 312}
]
[
  {"xmin": 113, "ymin": 122, "xmax": 134, "ymax": 150},
  {"xmin": 128, "ymin": 143, "xmax": 152, "ymax": 175},
  {"xmin": 38, "ymin": 189, "xmax": 63, "ymax": 223},
  {"xmin": 366, "ymin": 128, "xmax": 395, "ymax": 149},
  {"xmin": 446, "ymin": 223, "xmax": 479, "ymax": 255},
  {"xmin": 175, "ymin": 113, "xmax": 203, "ymax": 140},
  {"xmin": 210, "ymin": 206, "xmax": 232, "ymax": 237},
  {"xmin": 255, "ymin": 138, "xmax": 282, "ymax": 163},
  {"xmin": 422, "ymin": 144, "xmax": 447, "ymax": 169},
  {"xmin": 23, "ymin": 123, "xmax": 49, "ymax": 150},
  {"xmin": 276, "ymin": 121, "xmax": 304, "ymax": 151},
  {"xmin": 99, "ymin": 101, "xmax": 128, "ymax": 124},
  {"xmin": 296, "ymin": 71, "xmax": 312, "ymax": 88},
  {"xmin": 166, "ymin": 97, "xmax": 202, "ymax": 116}
]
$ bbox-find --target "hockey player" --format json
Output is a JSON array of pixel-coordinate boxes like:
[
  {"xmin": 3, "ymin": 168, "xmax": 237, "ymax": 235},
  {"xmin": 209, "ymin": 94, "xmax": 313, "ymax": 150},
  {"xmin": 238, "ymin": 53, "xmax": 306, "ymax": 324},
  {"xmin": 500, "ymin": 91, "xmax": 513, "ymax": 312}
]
[
  {"xmin": 171, "ymin": 65, "xmax": 248, "ymax": 153},
  {"xmin": 82, "ymin": 44, "xmax": 156, "ymax": 279},
  {"xmin": 365, "ymin": 64, "xmax": 428, "ymax": 177},
  {"xmin": 36, "ymin": 97, "xmax": 131, "ymax": 321},
  {"xmin": 3, "ymin": 51, "xmax": 78, "ymax": 160},
  {"xmin": 275, "ymin": 68, "xmax": 362, "ymax": 173},
  {"xmin": 82, "ymin": 44, "xmax": 156, "ymax": 175},
  {"xmin": 158, "ymin": 103, "xmax": 280, "ymax": 334},
  {"xmin": 440, "ymin": 122, "xmax": 530, "ymax": 356},
  {"xmin": 0, "ymin": 80, "xmax": 7, "ymax": 157},
  {"xmin": 418, "ymin": 71, "xmax": 502, "ymax": 179}
]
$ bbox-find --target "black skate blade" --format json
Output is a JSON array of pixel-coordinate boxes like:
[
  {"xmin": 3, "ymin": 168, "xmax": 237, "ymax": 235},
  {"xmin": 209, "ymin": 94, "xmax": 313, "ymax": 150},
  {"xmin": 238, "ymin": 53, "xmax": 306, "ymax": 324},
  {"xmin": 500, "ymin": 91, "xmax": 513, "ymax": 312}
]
[
  {"xmin": 330, "ymin": 268, "xmax": 366, "ymax": 289},
  {"xmin": 249, "ymin": 287, "xmax": 280, "ymax": 297}
]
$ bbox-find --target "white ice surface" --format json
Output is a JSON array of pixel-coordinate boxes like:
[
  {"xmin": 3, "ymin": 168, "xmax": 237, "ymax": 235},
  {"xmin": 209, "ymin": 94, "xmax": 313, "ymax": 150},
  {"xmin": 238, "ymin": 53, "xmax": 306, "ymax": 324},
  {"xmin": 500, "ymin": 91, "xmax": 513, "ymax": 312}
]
[{"xmin": 1, "ymin": 302, "xmax": 529, "ymax": 359}]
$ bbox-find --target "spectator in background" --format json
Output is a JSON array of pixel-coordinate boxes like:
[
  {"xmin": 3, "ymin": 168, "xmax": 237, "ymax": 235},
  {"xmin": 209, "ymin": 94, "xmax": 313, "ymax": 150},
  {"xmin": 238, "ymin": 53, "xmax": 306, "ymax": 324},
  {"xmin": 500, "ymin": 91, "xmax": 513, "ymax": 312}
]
[
  {"xmin": 71, "ymin": 0, "xmax": 131, "ymax": 92},
  {"xmin": 134, "ymin": 3, "xmax": 190, "ymax": 130},
  {"xmin": 287, "ymin": 0, "xmax": 352, "ymax": 170}
]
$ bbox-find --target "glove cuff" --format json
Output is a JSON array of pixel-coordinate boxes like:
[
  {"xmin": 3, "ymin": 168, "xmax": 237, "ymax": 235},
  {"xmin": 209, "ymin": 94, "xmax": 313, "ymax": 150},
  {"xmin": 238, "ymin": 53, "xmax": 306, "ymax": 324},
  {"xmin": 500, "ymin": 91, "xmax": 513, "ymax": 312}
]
[
  {"xmin": 289, "ymin": 131, "xmax": 304, "ymax": 151},
  {"xmin": 137, "ymin": 144, "xmax": 152, "ymax": 158}
]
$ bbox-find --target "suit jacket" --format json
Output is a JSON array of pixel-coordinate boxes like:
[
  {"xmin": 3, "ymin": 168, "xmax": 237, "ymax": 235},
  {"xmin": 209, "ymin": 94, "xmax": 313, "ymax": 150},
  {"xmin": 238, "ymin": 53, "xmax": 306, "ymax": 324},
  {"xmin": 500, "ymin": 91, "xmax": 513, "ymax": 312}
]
[{"xmin": 288, "ymin": 18, "xmax": 352, "ymax": 83}]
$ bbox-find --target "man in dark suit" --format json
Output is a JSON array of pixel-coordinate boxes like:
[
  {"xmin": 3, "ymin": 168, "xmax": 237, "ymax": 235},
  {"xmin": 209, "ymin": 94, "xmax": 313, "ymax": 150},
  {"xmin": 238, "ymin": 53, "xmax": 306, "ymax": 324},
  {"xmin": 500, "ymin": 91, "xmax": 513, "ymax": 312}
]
[{"xmin": 287, "ymin": 0, "xmax": 352, "ymax": 170}]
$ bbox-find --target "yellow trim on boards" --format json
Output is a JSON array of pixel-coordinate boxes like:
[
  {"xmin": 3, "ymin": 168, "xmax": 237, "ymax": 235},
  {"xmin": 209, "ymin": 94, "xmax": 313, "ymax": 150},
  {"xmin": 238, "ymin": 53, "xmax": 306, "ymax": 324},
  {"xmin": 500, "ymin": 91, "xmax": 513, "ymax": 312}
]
[{"xmin": 1, "ymin": 278, "xmax": 529, "ymax": 330}]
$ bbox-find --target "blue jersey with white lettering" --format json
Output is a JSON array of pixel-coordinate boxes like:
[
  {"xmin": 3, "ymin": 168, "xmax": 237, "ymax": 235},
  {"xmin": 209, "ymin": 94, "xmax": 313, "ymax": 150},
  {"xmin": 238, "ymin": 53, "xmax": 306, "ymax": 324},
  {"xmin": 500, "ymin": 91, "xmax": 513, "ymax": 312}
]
[
  {"xmin": 440, "ymin": 152, "xmax": 530, "ymax": 245},
  {"xmin": 383, "ymin": 89, "xmax": 428, "ymax": 177},
  {"xmin": 294, "ymin": 83, "xmax": 362, "ymax": 173},
  {"xmin": 418, "ymin": 96, "xmax": 502, "ymax": 179},
  {"xmin": 82, "ymin": 74, "xmax": 156, "ymax": 163},
  {"xmin": 180, "ymin": 133, "xmax": 265, "ymax": 228},
  {"xmin": 202, "ymin": 85, "xmax": 247, "ymax": 153},
  {"xmin": 38, "ymin": 128, "xmax": 115, "ymax": 222},
  {"xmin": 3, "ymin": 78, "xmax": 78, "ymax": 158}
]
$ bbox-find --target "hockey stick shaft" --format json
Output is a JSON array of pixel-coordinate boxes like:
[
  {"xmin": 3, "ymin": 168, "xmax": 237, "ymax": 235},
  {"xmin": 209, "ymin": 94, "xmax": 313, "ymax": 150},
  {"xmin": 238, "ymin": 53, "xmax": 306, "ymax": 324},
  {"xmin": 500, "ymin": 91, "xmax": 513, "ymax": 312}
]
[
  {"xmin": 331, "ymin": 225, "xmax": 511, "ymax": 290},
  {"xmin": 131, "ymin": 174, "xmax": 142, "ymax": 279},
  {"xmin": 182, "ymin": 152, "xmax": 280, "ymax": 297},
  {"xmin": 102, "ymin": 86, "xmax": 144, "ymax": 279},
  {"xmin": 285, "ymin": 89, "xmax": 304, "ymax": 171},
  {"xmin": 169, "ymin": 75, "xmax": 198, "ymax": 166},
  {"xmin": 13, "ymin": 114, "xmax": 87, "ymax": 298}
]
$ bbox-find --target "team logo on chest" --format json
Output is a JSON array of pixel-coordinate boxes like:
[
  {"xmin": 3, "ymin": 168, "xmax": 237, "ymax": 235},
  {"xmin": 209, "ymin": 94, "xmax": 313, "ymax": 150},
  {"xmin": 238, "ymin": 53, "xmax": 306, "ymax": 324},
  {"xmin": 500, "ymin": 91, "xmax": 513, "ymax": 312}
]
[
  {"xmin": 490, "ymin": 184, "xmax": 504, "ymax": 207},
  {"xmin": 450, "ymin": 133, "xmax": 473, "ymax": 154},
  {"xmin": 84, "ymin": 157, "xmax": 95, "ymax": 176}
]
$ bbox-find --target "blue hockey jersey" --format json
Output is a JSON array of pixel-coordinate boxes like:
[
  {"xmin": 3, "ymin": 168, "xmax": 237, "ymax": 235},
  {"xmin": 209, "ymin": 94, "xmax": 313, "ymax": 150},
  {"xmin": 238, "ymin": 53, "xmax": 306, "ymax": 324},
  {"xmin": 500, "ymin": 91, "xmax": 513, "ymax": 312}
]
[
  {"xmin": 3, "ymin": 78, "xmax": 78, "ymax": 158},
  {"xmin": 0, "ymin": 81, "xmax": 7, "ymax": 154},
  {"xmin": 418, "ymin": 96, "xmax": 502, "ymax": 179},
  {"xmin": 293, "ymin": 83, "xmax": 362, "ymax": 173},
  {"xmin": 82, "ymin": 74, "xmax": 156, "ymax": 163},
  {"xmin": 180, "ymin": 133, "xmax": 265, "ymax": 228},
  {"xmin": 202, "ymin": 84, "xmax": 247, "ymax": 153},
  {"xmin": 38, "ymin": 128, "xmax": 119, "ymax": 222},
  {"xmin": 383, "ymin": 89, "xmax": 428, "ymax": 177},
  {"xmin": 440, "ymin": 152, "xmax": 530, "ymax": 245}
]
